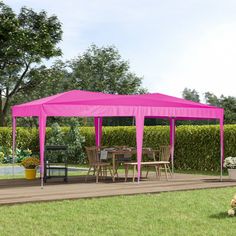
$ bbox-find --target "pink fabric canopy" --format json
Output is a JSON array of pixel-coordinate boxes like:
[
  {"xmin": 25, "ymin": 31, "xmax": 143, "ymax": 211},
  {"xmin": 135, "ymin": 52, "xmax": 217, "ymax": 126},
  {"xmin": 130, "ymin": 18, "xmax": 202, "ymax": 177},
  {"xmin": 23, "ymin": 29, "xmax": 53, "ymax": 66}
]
[
  {"xmin": 12, "ymin": 90, "xmax": 224, "ymax": 187},
  {"xmin": 13, "ymin": 90, "xmax": 223, "ymax": 118}
]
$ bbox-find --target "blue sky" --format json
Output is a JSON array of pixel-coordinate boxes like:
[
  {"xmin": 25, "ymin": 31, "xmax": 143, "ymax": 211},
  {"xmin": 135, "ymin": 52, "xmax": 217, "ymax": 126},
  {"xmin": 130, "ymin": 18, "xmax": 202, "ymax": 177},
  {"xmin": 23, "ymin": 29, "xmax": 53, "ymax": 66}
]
[{"xmin": 4, "ymin": 0, "xmax": 236, "ymax": 99}]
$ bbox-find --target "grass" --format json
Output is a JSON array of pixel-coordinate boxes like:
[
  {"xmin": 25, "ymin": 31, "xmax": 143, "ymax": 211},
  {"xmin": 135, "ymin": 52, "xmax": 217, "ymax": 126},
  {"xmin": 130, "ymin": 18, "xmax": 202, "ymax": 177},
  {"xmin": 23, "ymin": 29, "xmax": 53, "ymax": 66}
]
[
  {"xmin": 0, "ymin": 171, "xmax": 88, "ymax": 179},
  {"xmin": 174, "ymin": 169, "xmax": 228, "ymax": 176},
  {"xmin": 0, "ymin": 163, "xmax": 21, "ymax": 166},
  {"xmin": 0, "ymin": 167, "xmax": 228, "ymax": 180},
  {"xmin": 0, "ymin": 174, "xmax": 24, "ymax": 179},
  {"xmin": 0, "ymin": 187, "xmax": 236, "ymax": 236}
]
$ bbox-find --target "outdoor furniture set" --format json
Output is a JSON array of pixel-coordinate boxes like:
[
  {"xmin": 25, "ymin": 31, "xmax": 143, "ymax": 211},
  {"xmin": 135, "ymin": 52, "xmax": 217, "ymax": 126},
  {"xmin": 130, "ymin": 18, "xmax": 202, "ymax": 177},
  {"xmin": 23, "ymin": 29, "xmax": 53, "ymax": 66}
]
[{"xmin": 85, "ymin": 145, "xmax": 172, "ymax": 183}]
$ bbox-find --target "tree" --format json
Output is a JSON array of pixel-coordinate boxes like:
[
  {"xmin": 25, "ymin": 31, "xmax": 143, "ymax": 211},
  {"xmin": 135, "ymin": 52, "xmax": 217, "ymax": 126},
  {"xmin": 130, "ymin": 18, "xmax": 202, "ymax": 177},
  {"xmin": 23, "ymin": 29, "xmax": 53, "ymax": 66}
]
[
  {"xmin": 204, "ymin": 92, "xmax": 220, "ymax": 106},
  {"xmin": 4, "ymin": 60, "xmax": 71, "ymax": 126},
  {"xmin": 182, "ymin": 88, "xmax": 200, "ymax": 102},
  {"xmin": 10, "ymin": 60, "xmax": 69, "ymax": 104},
  {"xmin": 181, "ymin": 88, "xmax": 212, "ymax": 125},
  {"xmin": 205, "ymin": 92, "xmax": 236, "ymax": 124},
  {"xmin": 69, "ymin": 44, "xmax": 146, "ymax": 126},
  {"xmin": 220, "ymin": 95, "xmax": 236, "ymax": 124},
  {"xmin": 0, "ymin": 3, "xmax": 62, "ymax": 126},
  {"xmin": 69, "ymin": 44, "xmax": 145, "ymax": 94}
]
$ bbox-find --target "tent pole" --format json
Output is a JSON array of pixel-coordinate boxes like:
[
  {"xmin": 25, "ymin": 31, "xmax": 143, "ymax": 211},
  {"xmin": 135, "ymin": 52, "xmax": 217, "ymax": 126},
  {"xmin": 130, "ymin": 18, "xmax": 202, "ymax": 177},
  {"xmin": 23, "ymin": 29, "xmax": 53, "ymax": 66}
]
[
  {"xmin": 12, "ymin": 117, "xmax": 16, "ymax": 178},
  {"xmin": 94, "ymin": 117, "xmax": 103, "ymax": 147},
  {"xmin": 94, "ymin": 117, "xmax": 98, "ymax": 147},
  {"xmin": 135, "ymin": 115, "xmax": 144, "ymax": 183},
  {"xmin": 220, "ymin": 117, "xmax": 224, "ymax": 182},
  {"xmin": 170, "ymin": 118, "xmax": 175, "ymax": 176},
  {"xmin": 99, "ymin": 117, "xmax": 103, "ymax": 147},
  {"xmin": 39, "ymin": 114, "xmax": 47, "ymax": 189}
]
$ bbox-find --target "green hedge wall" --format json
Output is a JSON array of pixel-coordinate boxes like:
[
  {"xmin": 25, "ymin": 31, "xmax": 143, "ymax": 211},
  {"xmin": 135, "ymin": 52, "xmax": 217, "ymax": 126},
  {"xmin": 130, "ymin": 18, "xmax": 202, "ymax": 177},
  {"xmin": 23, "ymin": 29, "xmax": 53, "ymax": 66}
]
[{"xmin": 1, "ymin": 125, "xmax": 236, "ymax": 171}]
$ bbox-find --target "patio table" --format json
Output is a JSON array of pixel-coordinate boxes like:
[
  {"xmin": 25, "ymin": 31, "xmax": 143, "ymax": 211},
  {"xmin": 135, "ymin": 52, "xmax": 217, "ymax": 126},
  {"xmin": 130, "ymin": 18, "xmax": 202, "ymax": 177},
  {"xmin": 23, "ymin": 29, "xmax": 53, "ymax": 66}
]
[{"xmin": 109, "ymin": 149, "xmax": 136, "ymax": 180}]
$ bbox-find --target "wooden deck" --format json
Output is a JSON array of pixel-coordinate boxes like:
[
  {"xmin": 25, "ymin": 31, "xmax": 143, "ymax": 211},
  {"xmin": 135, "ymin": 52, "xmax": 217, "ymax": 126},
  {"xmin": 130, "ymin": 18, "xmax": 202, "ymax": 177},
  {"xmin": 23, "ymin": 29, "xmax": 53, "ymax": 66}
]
[{"xmin": 0, "ymin": 173, "xmax": 236, "ymax": 205}]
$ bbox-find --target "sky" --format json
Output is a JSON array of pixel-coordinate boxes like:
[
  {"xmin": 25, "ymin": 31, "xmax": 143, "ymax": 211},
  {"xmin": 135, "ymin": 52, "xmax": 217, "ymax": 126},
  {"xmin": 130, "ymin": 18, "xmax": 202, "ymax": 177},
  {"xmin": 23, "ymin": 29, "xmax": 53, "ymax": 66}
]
[{"xmin": 4, "ymin": 0, "xmax": 236, "ymax": 100}]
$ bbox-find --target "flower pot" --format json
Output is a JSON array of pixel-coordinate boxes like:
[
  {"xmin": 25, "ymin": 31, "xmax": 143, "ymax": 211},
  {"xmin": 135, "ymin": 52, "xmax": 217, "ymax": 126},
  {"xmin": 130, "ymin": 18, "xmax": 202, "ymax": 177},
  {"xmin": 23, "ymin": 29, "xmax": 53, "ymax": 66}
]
[
  {"xmin": 228, "ymin": 169, "xmax": 236, "ymax": 180},
  {"xmin": 25, "ymin": 168, "xmax": 37, "ymax": 180}
]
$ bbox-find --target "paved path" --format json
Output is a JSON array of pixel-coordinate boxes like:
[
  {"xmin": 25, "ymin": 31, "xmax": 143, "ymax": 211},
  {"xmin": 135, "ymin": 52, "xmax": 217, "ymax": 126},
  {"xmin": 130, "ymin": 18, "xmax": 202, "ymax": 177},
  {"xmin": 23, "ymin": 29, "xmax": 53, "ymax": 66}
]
[{"xmin": 0, "ymin": 173, "xmax": 236, "ymax": 205}]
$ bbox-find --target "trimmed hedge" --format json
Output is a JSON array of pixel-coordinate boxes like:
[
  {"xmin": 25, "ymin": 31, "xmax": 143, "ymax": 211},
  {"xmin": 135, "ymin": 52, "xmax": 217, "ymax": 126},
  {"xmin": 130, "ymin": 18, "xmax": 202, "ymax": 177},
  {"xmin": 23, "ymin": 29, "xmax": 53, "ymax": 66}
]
[{"xmin": 1, "ymin": 125, "xmax": 236, "ymax": 171}]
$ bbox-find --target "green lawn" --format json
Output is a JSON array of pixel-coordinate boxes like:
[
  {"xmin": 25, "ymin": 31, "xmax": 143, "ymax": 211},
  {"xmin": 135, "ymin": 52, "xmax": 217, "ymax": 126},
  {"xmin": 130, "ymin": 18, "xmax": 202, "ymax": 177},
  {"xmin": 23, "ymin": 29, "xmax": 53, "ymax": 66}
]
[
  {"xmin": 0, "ymin": 187, "xmax": 236, "ymax": 236},
  {"xmin": 174, "ymin": 169, "xmax": 228, "ymax": 176},
  {"xmin": 0, "ymin": 168, "xmax": 227, "ymax": 180}
]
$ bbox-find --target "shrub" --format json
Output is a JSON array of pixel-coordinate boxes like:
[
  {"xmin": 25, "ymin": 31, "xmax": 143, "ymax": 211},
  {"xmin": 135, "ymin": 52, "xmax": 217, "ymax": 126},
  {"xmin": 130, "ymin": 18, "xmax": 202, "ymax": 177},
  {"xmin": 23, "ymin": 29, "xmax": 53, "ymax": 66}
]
[
  {"xmin": 1, "ymin": 125, "xmax": 235, "ymax": 171},
  {"xmin": 65, "ymin": 119, "xmax": 85, "ymax": 164},
  {"xmin": 174, "ymin": 125, "xmax": 220, "ymax": 171},
  {"xmin": 0, "ymin": 145, "xmax": 32, "ymax": 164},
  {"xmin": 0, "ymin": 152, "xmax": 4, "ymax": 163},
  {"xmin": 46, "ymin": 121, "xmax": 85, "ymax": 164}
]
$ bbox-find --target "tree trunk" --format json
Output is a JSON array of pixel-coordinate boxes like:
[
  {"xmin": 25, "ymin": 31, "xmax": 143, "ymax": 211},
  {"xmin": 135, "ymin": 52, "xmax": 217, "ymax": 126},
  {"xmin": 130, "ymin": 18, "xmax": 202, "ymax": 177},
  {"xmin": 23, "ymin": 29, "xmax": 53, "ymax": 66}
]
[
  {"xmin": 1, "ymin": 108, "xmax": 8, "ymax": 127},
  {"xmin": 0, "ymin": 90, "xmax": 7, "ymax": 127}
]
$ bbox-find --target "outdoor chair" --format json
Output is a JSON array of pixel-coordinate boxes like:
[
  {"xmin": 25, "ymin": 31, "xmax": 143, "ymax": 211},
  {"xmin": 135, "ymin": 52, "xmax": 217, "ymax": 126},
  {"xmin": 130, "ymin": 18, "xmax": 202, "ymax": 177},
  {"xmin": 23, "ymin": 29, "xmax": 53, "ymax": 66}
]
[
  {"xmin": 85, "ymin": 146, "xmax": 114, "ymax": 183},
  {"xmin": 145, "ymin": 145, "xmax": 172, "ymax": 180},
  {"xmin": 114, "ymin": 146, "xmax": 134, "ymax": 178},
  {"xmin": 142, "ymin": 148, "xmax": 160, "ymax": 179}
]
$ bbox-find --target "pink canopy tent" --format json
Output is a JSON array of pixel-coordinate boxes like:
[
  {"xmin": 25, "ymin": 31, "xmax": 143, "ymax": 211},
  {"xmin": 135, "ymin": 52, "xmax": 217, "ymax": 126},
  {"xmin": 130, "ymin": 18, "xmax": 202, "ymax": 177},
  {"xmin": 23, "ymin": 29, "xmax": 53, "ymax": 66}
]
[{"xmin": 11, "ymin": 90, "xmax": 224, "ymax": 187}]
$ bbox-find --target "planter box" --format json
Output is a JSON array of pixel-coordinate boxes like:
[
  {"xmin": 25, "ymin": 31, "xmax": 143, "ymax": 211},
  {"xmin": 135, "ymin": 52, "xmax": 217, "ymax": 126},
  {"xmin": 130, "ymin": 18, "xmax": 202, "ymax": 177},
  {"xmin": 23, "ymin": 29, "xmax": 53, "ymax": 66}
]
[{"xmin": 228, "ymin": 169, "xmax": 236, "ymax": 180}]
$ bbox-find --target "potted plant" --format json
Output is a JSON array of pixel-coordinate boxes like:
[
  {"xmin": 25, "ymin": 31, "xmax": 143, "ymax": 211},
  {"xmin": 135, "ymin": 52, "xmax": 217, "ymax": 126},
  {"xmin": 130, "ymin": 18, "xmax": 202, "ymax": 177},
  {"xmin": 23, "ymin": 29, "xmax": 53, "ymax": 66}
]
[
  {"xmin": 224, "ymin": 156, "xmax": 236, "ymax": 180},
  {"xmin": 21, "ymin": 157, "xmax": 40, "ymax": 180}
]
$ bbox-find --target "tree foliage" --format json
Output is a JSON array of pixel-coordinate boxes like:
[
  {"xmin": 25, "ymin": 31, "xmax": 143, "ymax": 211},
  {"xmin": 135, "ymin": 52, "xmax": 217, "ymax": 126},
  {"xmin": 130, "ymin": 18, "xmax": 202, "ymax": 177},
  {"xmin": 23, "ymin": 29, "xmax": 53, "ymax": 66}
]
[
  {"xmin": 182, "ymin": 88, "xmax": 236, "ymax": 124},
  {"xmin": 0, "ymin": 2, "xmax": 62, "ymax": 126},
  {"xmin": 70, "ymin": 44, "xmax": 145, "ymax": 94},
  {"xmin": 8, "ymin": 44, "xmax": 146, "ymax": 127},
  {"xmin": 205, "ymin": 93, "xmax": 236, "ymax": 124},
  {"xmin": 182, "ymin": 88, "xmax": 200, "ymax": 102},
  {"xmin": 204, "ymin": 92, "xmax": 220, "ymax": 106}
]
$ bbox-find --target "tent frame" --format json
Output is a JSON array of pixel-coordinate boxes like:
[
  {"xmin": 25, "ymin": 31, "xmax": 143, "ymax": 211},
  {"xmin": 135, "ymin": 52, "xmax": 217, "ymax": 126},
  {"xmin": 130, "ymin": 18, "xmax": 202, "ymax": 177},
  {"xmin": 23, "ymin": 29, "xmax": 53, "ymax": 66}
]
[
  {"xmin": 12, "ymin": 115, "xmax": 224, "ymax": 188},
  {"xmin": 11, "ymin": 90, "xmax": 224, "ymax": 188}
]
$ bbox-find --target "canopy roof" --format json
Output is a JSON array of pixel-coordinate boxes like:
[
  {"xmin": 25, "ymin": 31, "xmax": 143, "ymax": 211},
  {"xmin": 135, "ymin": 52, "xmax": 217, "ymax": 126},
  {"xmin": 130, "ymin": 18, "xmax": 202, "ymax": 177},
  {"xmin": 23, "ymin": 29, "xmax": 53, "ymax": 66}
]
[{"xmin": 12, "ymin": 90, "xmax": 223, "ymax": 119}]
